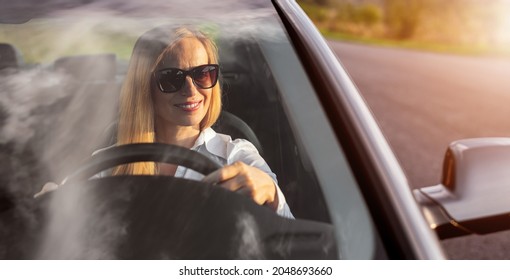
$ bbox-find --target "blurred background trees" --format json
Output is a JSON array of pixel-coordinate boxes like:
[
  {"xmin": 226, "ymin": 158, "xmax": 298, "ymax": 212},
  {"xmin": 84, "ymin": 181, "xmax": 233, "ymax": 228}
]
[
  {"xmin": 298, "ymin": 0, "xmax": 510, "ymax": 54},
  {"xmin": 384, "ymin": 0, "xmax": 423, "ymax": 39}
]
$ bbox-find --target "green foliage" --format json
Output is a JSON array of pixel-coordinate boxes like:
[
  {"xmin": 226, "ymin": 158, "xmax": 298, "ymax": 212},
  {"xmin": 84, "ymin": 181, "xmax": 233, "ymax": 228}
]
[
  {"xmin": 297, "ymin": 0, "xmax": 331, "ymax": 6},
  {"xmin": 356, "ymin": 4, "xmax": 382, "ymax": 26},
  {"xmin": 300, "ymin": 0, "xmax": 422, "ymax": 39},
  {"xmin": 300, "ymin": 1, "xmax": 383, "ymax": 35},
  {"xmin": 334, "ymin": 3, "xmax": 355, "ymax": 22},
  {"xmin": 299, "ymin": 2, "xmax": 331, "ymax": 24},
  {"xmin": 384, "ymin": 0, "xmax": 426, "ymax": 39}
]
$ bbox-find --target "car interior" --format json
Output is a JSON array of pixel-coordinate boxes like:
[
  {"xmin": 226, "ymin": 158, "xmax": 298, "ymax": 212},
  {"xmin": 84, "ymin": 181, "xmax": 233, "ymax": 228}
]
[{"xmin": 0, "ymin": 29, "xmax": 336, "ymax": 259}]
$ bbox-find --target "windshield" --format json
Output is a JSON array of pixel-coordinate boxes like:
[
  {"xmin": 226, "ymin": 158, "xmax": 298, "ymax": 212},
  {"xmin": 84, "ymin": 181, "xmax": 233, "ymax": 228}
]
[{"xmin": 0, "ymin": 0, "xmax": 379, "ymax": 260}]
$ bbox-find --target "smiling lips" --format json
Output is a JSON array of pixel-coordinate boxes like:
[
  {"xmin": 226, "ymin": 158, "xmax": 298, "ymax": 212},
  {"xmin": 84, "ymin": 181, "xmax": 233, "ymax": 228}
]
[{"xmin": 174, "ymin": 100, "xmax": 202, "ymax": 112}]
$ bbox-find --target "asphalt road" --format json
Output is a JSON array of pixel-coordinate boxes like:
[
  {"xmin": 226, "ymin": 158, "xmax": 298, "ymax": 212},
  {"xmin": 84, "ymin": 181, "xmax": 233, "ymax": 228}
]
[{"xmin": 328, "ymin": 41, "xmax": 510, "ymax": 259}]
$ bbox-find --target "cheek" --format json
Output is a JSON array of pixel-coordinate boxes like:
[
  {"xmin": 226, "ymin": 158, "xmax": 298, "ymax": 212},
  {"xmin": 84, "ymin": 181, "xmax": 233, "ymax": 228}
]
[
  {"xmin": 152, "ymin": 92, "xmax": 172, "ymax": 113},
  {"xmin": 201, "ymin": 89, "xmax": 213, "ymax": 106}
]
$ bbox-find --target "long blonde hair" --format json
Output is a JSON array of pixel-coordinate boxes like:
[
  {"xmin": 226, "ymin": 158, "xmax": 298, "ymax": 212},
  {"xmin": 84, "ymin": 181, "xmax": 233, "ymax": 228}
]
[{"xmin": 113, "ymin": 26, "xmax": 222, "ymax": 175}]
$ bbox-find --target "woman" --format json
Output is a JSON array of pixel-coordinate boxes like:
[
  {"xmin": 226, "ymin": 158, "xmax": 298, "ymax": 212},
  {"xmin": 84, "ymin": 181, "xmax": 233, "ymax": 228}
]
[{"xmin": 115, "ymin": 26, "xmax": 293, "ymax": 218}]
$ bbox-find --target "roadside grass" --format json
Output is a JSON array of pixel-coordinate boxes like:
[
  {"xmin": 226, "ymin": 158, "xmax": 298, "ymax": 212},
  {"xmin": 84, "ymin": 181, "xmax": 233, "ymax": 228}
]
[{"xmin": 321, "ymin": 29, "xmax": 510, "ymax": 59}]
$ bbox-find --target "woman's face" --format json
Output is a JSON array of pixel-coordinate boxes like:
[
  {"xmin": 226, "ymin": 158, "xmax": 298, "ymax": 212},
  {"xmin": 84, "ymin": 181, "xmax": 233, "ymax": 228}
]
[{"xmin": 152, "ymin": 37, "xmax": 212, "ymax": 131}]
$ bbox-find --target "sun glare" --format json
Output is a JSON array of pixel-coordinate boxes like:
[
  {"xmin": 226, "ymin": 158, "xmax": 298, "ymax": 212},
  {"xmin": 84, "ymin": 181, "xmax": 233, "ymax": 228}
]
[{"xmin": 495, "ymin": 2, "xmax": 510, "ymax": 45}]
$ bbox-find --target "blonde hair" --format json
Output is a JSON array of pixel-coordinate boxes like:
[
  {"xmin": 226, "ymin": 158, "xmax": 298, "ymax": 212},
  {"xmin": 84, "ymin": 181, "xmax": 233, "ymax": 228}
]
[{"xmin": 113, "ymin": 26, "xmax": 222, "ymax": 175}]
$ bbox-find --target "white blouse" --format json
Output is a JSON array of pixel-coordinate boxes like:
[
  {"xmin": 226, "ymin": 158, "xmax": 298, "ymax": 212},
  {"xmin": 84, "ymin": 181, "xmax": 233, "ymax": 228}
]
[{"xmin": 177, "ymin": 127, "xmax": 294, "ymax": 219}]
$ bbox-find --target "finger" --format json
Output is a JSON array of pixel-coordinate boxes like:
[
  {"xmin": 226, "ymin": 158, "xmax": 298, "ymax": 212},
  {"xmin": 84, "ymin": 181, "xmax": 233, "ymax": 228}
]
[
  {"xmin": 219, "ymin": 173, "xmax": 269, "ymax": 206},
  {"xmin": 218, "ymin": 175, "xmax": 247, "ymax": 192},
  {"xmin": 202, "ymin": 169, "xmax": 222, "ymax": 184},
  {"xmin": 234, "ymin": 186, "xmax": 268, "ymax": 205},
  {"xmin": 235, "ymin": 186, "xmax": 262, "ymax": 204},
  {"xmin": 202, "ymin": 162, "xmax": 244, "ymax": 184}
]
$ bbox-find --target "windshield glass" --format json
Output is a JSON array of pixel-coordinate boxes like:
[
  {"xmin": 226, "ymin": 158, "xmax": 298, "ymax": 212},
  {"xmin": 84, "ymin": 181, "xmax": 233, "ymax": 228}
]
[{"xmin": 0, "ymin": 0, "xmax": 376, "ymax": 260}]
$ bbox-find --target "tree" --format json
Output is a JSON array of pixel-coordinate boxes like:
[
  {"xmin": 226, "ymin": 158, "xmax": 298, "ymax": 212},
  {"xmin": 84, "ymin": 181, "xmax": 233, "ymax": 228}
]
[
  {"xmin": 384, "ymin": 0, "xmax": 425, "ymax": 39},
  {"xmin": 297, "ymin": 0, "xmax": 331, "ymax": 7}
]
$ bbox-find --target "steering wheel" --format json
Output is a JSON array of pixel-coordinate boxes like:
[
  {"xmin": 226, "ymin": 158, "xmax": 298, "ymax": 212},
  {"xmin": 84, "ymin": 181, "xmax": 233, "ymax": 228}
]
[
  {"xmin": 64, "ymin": 143, "xmax": 223, "ymax": 183},
  {"xmin": 34, "ymin": 143, "xmax": 338, "ymax": 260}
]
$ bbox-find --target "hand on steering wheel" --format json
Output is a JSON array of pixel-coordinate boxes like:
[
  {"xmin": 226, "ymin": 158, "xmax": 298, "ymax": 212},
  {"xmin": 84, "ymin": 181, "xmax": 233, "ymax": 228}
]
[{"xmin": 202, "ymin": 161, "xmax": 279, "ymax": 210}]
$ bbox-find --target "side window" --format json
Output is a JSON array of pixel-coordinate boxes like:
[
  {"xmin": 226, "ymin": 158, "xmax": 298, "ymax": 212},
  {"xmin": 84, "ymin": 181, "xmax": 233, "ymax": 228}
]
[
  {"xmin": 215, "ymin": 20, "xmax": 383, "ymax": 258},
  {"xmin": 256, "ymin": 19, "xmax": 379, "ymax": 259},
  {"xmin": 217, "ymin": 36, "xmax": 330, "ymax": 223}
]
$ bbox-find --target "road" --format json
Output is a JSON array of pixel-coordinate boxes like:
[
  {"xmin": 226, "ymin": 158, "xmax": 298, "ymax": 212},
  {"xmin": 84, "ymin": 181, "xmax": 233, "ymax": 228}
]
[{"xmin": 328, "ymin": 41, "xmax": 510, "ymax": 259}]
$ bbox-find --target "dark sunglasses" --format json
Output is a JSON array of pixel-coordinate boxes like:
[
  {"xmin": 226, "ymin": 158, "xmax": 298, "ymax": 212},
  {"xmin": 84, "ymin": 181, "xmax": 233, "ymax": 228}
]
[{"xmin": 154, "ymin": 64, "xmax": 219, "ymax": 93}]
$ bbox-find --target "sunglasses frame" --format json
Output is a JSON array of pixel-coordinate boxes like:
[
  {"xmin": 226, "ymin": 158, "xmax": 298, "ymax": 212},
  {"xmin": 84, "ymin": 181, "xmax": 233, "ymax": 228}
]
[{"xmin": 153, "ymin": 64, "xmax": 220, "ymax": 93}]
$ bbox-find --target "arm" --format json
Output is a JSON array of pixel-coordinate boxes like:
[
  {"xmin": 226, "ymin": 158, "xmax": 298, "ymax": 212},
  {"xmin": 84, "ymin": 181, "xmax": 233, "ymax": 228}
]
[{"xmin": 202, "ymin": 139, "xmax": 294, "ymax": 219}]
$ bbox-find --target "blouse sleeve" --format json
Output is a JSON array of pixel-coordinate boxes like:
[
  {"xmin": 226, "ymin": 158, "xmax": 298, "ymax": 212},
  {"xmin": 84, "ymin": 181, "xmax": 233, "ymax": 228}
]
[{"xmin": 226, "ymin": 138, "xmax": 295, "ymax": 219}]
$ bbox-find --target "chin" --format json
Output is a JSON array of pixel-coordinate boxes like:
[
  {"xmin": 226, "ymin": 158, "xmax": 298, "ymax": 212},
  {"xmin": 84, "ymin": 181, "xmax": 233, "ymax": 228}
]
[{"xmin": 175, "ymin": 117, "xmax": 203, "ymax": 128}]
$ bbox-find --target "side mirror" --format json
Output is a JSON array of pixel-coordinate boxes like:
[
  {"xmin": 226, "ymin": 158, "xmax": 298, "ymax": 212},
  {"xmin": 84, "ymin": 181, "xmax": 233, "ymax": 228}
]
[{"xmin": 414, "ymin": 138, "xmax": 510, "ymax": 239}]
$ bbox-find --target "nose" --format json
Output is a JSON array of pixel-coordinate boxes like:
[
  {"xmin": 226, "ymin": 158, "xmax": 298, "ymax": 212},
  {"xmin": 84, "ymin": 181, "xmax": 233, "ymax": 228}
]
[{"xmin": 180, "ymin": 76, "xmax": 197, "ymax": 97}]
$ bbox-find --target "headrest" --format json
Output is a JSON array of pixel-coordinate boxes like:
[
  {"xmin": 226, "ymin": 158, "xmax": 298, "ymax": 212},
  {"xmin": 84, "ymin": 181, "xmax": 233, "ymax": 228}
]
[{"xmin": 0, "ymin": 43, "xmax": 23, "ymax": 70}]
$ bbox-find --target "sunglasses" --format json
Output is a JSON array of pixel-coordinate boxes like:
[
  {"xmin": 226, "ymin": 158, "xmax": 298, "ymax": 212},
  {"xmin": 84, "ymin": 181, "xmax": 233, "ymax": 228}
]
[{"xmin": 154, "ymin": 64, "xmax": 219, "ymax": 93}]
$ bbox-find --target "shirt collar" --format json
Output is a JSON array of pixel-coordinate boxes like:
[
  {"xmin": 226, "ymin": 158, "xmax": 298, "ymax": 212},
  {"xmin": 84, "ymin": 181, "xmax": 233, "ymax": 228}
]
[{"xmin": 191, "ymin": 127, "xmax": 228, "ymax": 160}]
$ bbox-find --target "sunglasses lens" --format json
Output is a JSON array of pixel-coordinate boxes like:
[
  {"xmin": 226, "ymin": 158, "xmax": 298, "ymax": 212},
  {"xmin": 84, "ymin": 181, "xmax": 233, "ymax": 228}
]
[
  {"xmin": 158, "ymin": 69, "xmax": 185, "ymax": 93},
  {"xmin": 156, "ymin": 65, "xmax": 219, "ymax": 93},
  {"xmin": 192, "ymin": 65, "xmax": 218, "ymax": 89}
]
